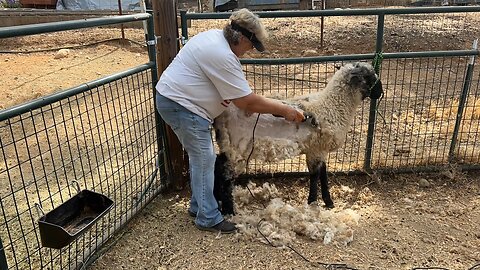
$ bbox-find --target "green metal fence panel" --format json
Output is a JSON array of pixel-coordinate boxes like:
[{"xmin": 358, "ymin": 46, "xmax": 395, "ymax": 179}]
[
  {"xmin": 372, "ymin": 56, "xmax": 475, "ymax": 170},
  {"xmin": 0, "ymin": 13, "xmax": 151, "ymax": 38},
  {"xmin": 0, "ymin": 14, "xmax": 168, "ymax": 270},
  {"xmin": 183, "ymin": 6, "xmax": 480, "ymax": 19},
  {"xmin": 0, "ymin": 69, "xmax": 163, "ymax": 270},
  {"xmin": 240, "ymin": 53, "xmax": 479, "ymax": 175},
  {"xmin": 180, "ymin": 7, "xmax": 480, "ymax": 52},
  {"xmin": 180, "ymin": 7, "xmax": 480, "ymax": 176}
]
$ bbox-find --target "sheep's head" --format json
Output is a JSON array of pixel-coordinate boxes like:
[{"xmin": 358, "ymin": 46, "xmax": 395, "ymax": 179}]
[{"xmin": 343, "ymin": 62, "xmax": 383, "ymax": 100}]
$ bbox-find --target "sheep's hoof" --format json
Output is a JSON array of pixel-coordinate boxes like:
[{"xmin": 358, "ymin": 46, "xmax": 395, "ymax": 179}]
[
  {"xmin": 324, "ymin": 199, "xmax": 334, "ymax": 209},
  {"xmin": 221, "ymin": 208, "xmax": 235, "ymax": 216},
  {"xmin": 324, "ymin": 203, "xmax": 335, "ymax": 209},
  {"xmin": 308, "ymin": 200, "xmax": 319, "ymax": 206}
]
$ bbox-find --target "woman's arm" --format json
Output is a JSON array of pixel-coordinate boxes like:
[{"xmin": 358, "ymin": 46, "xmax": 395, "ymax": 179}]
[{"xmin": 232, "ymin": 93, "xmax": 304, "ymax": 122}]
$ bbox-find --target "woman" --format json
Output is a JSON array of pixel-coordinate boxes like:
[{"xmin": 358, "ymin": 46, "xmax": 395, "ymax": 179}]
[{"xmin": 155, "ymin": 8, "xmax": 304, "ymax": 234}]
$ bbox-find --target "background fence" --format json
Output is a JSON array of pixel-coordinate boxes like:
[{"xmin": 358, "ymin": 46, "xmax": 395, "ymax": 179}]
[
  {"xmin": 181, "ymin": 6, "xmax": 480, "ymax": 176},
  {"xmin": 323, "ymin": 0, "xmax": 480, "ymax": 8},
  {"xmin": 0, "ymin": 13, "xmax": 170, "ymax": 270},
  {"xmin": 239, "ymin": 52, "xmax": 480, "ymax": 175}
]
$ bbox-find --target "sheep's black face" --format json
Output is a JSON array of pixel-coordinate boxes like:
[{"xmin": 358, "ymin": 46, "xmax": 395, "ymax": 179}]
[
  {"xmin": 347, "ymin": 62, "xmax": 384, "ymax": 100},
  {"xmin": 367, "ymin": 75, "xmax": 383, "ymax": 100}
]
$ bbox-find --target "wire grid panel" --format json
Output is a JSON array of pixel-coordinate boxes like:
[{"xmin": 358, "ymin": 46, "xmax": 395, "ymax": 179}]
[
  {"xmin": 0, "ymin": 70, "xmax": 163, "ymax": 270},
  {"xmin": 453, "ymin": 57, "xmax": 480, "ymax": 165},
  {"xmin": 326, "ymin": 0, "xmax": 479, "ymax": 8},
  {"xmin": 371, "ymin": 56, "xmax": 479, "ymax": 169},
  {"xmin": 241, "ymin": 60, "xmax": 373, "ymax": 174},
  {"xmin": 241, "ymin": 56, "xmax": 479, "ymax": 175}
]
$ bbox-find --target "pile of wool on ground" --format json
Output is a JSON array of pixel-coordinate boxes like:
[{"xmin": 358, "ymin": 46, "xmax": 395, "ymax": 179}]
[{"xmin": 231, "ymin": 182, "xmax": 360, "ymax": 247}]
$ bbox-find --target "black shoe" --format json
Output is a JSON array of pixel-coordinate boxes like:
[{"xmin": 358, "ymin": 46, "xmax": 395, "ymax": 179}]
[
  {"xmin": 188, "ymin": 210, "xmax": 196, "ymax": 218},
  {"xmin": 196, "ymin": 220, "xmax": 237, "ymax": 234}
]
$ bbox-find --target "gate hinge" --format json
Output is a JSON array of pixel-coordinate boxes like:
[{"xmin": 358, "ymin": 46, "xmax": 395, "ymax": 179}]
[{"xmin": 146, "ymin": 36, "xmax": 161, "ymax": 46}]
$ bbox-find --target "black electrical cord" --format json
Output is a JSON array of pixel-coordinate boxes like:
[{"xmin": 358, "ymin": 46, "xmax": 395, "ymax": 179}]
[
  {"xmin": 245, "ymin": 113, "xmax": 266, "ymax": 208},
  {"xmin": 468, "ymin": 262, "xmax": 480, "ymax": 270},
  {"xmin": 245, "ymin": 113, "xmax": 261, "ymax": 174},
  {"xmin": 411, "ymin": 262, "xmax": 480, "ymax": 270},
  {"xmin": 256, "ymin": 218, "xmax": 359, "ymax": 270},
  {"xmin": 244, "ymin": 115, "xmax": 358, "ymax": 269}
]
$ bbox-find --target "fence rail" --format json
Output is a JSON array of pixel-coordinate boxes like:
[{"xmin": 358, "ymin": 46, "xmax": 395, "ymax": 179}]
[
  {"xmin": 0, "ymin": 13, "xmax": 168, "ymax": 270},
  {"xmin": 0, "ymin": 13, "xmax": 151, "ymax": 38}
]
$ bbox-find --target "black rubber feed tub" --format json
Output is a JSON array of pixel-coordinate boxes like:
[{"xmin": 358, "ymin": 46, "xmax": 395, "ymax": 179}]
[{"xmin": 36, "ymin": 182, "xmax": 113, "ymax": 249}]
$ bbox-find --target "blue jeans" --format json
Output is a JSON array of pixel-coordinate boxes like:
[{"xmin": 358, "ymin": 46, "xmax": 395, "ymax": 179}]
[{"xmin": 155, "ymin": 93, "xmax": 224, "ymax": 227}]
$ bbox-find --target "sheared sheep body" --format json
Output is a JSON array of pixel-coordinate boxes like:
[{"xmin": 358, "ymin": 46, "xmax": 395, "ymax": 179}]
[{"xmin": 213, "ymin": 62, "xmax": 383, "ymax": 214}]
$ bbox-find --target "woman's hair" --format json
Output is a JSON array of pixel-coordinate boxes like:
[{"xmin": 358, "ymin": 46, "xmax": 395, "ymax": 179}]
[
  {"xmin": 223, "ymin": 24, "xmax": 243, "ymax": 46},
  {"xmin": 223, "ymin": 8, "xmax": 268, "ymax": 46}
]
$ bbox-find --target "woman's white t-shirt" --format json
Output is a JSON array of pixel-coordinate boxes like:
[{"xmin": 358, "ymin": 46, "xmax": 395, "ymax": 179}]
[{"xmin": 156, "ymin": 29, "xmax": 252, "ymax": 122}]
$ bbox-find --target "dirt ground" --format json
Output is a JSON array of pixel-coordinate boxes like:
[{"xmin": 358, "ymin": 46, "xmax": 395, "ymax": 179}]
[
  {"xmin": 88, "ymin": 173, "xmax": 480, "ymax": 270},
  {"xmin": 0, "ymin": 28, "xmax": 148, "ymax": 110},
  {"xmin": 1, "ymin": 9, "xmax": 479, "ymax": 270}
]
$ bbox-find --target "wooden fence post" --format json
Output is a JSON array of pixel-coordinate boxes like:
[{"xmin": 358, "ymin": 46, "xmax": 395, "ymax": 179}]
[{"xmin": 152, "ymin": 0, "xmax": 188, "ymax": 189}]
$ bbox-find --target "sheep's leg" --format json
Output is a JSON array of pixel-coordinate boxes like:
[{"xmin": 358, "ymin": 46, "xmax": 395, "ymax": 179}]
[
  {"xmin": 307, "ymin": 161, "xmax": 334, "ymax": 208},
  {"xmin": 213, "ymin": 153, "xmax": 235, "ymax": 215},
  {"xmin": 220, "ymin": 174, "xmax": 235, "ymax": 215},
  {"xmin": 307, "ymin": 168, "xmax": 319, "ymax": 205},
  {"xmin": 318, "ymin": 162, "xmax": 334, "ymax": 208},
  {"xmin": 213, "ymin": 153, "xmax": 226, "ymax": 212}
]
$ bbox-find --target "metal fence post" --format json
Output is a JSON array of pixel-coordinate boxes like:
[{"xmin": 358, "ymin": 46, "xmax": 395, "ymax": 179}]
[
  {"xmin": 133, "ymin": 11, "xmax": 172, "ymax": 207},
  {"xmin": 320, "ymin": 0, "xmax": 325, "ymax": 48},
  {"xmin": 147, "ymin": 11, "xmax": 170, "ymax": 187},
  {"xmin": 364, "ymin": 13, "xmax": 385, "ymax": 172},
  {"xmin": 180, "ymin": 10, "xmax": 188, "ymax": 45},
  {"xmin": 0, "ymin": 237, "xmax": 7, "ymax": 270},
  {"xmin": 448, "ymin": 39, "xmax": 478, "ymax": 162}
]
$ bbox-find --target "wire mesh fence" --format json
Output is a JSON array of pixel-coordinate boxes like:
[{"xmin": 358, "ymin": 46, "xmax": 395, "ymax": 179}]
[
  {"xmin": 0, "ymin": 13, "xmax": 168, "ymax": 270},
  {"xmin": 0, "ymin": 67, "xmax": 165, "ymax": 269},
  {"xmin": 372, "ymin": 56, "xmax": 480, "ymax": 169},
  {"xmin": 240, "ymin": 54, "xmax": 479, "ymax": 175},
  {"xmin": 182, "ymin": 7, "xmax": 480, "ymax": 176},
  {"xmin": 324, "ymin": 0, "xmax": 480, "ymax": 8}
]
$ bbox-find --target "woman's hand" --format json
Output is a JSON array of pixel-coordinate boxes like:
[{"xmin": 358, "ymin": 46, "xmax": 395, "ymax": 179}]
[{"xmin": 284, "ymin": 107, "xmax": 305, "ymax": 123}]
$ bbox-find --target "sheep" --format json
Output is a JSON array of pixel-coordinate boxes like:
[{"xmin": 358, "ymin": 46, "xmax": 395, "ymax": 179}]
[{"xmin": 213, "ymin": 62, "xmax": 383, "ymax": 215}]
